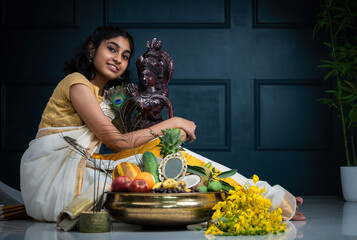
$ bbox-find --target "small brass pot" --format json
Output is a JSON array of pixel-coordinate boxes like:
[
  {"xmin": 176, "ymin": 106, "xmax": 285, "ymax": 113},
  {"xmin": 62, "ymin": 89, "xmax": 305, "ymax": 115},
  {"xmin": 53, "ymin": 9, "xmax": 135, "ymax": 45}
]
[
  {"xmin": 104, "ymin": 192, "xmax": 226, "ymax": 226},
  {"xmin": 79, "ymin": 211, "xmax": 111, "ymax": 233}
]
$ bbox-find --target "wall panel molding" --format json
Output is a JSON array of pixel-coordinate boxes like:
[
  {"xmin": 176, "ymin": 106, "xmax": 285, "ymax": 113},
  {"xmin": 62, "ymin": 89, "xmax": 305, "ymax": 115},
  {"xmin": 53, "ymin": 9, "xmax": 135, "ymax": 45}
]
[
  {"xmin": 104, "ymin": 0, "xmax": 231, "ymax": 29},
  {"xmin": 1, "ymin": 0, "xmax": 78, "ymax": 28},
  {"xmin": 169, "ymin": 79, "xmax": 231, "ymax": 151},
  {"xmin": 254, "ymin": 79, "xmax": 332, "ymax": 151},
  {"xmin": 252, "ymin": 0, "xmax": 317, "ymax": 29}
]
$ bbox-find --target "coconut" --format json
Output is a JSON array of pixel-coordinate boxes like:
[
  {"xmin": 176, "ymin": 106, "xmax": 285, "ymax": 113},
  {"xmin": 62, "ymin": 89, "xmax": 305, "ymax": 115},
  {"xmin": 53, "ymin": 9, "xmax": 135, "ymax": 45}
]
[{"xmin": 182, "ymin": 174, "xmax": 209, "ymax": 190}]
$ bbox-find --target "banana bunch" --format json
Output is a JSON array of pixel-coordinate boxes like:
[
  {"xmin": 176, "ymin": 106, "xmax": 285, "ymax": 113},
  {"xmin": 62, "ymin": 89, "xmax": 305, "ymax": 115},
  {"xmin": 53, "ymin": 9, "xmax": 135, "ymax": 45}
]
[{"xmin": 152, "ymin": 179, "xmax": 187, "ymax": 190}]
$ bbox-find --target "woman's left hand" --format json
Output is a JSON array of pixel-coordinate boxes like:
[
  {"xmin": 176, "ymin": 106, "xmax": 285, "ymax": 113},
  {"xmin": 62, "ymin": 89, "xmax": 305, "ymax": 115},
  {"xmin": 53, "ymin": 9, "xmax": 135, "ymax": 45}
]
[{"xmin": 180, "ymin": 129, "xmax": 187, "ymax": 142}]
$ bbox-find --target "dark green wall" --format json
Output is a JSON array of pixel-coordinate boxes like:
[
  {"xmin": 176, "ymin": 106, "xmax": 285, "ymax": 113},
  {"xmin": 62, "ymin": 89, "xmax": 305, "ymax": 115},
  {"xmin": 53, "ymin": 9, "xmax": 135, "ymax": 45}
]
[{"xmin": 1, "ymin": 0, "xmax": 340, "ymax": 196}]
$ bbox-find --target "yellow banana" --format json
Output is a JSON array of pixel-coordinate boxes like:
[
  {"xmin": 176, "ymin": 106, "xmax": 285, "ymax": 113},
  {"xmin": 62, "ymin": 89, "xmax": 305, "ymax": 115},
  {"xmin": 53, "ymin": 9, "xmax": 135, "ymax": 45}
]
[
  {"xmin": 175, "ymin": 181, "xmax": 187, "ymax": 190},
  {"xmin": 162, "ymin": 179, "xmax": 177, "ymax": 189},
  {"xmin": 152, "ymin": 182, "xmax": 164, "ymax": 189}
]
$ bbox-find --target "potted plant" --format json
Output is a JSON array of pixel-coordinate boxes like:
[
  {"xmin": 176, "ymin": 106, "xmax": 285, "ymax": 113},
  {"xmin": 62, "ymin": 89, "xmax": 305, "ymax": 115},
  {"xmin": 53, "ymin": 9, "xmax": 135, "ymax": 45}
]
[{"xmin": 313, "ymin": 0, "xmax": 357, "ymax": 201}]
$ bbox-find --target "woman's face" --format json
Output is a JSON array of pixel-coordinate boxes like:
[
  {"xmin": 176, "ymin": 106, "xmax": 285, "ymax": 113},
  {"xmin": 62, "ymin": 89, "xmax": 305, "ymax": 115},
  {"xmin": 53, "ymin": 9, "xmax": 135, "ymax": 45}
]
[
  {"xmin": 140, "ymin": 69, "xmax": 158, "ymax": 86},
  {"xmin": 91, "ymin": 36, "xmax": 131, "ymax": 81}
]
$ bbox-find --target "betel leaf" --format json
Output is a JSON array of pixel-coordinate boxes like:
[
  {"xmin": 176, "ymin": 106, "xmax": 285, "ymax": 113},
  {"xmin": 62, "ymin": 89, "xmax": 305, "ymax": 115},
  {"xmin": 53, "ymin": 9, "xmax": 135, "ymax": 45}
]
[
  {"xmin": 216, "ymin": 169, "xmax": 237, "ymax": 179},
  {"xmin": 220, "ymin": 180, "xmax": 235, "ymax": 192},
  {"xmin": 187, "ymin": 165, "xmax": 208, "ymax": 177}
]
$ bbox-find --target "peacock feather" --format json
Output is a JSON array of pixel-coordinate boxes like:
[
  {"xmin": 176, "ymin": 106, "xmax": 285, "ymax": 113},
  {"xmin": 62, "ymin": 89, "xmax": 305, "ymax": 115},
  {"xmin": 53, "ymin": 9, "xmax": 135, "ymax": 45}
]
[
  {"xmin": 105, "ymin": 85, "xmax": 142, "ymax": 134},
  {"xmin": 103, "ymin": 85, "xmax": 145, "ymax": 167},
  {"xmin": 107, "ymin": 86, "xmax": 127, "ymax": 109}
]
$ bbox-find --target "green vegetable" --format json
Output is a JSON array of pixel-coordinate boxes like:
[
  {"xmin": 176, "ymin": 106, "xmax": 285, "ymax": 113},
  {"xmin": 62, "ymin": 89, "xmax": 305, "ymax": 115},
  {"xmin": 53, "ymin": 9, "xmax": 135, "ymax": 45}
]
[
  {"xmin": 207, "ymin": 180, "xmax": 222, "ymax": 192},
  {"xmin": 197, "ymin": 185, "xmax": 208, "ymax": 193},
  {"xmin": 142, "ymin": 151, "xmax": 160, "ymax": 183}
]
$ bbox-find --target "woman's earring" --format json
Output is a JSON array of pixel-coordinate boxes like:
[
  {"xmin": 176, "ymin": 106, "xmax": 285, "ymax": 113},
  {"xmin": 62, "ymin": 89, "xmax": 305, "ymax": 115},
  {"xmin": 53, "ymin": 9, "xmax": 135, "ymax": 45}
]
[{"xmin": 89, "ymin": 55, "xmax": 93, "ymax": 64}]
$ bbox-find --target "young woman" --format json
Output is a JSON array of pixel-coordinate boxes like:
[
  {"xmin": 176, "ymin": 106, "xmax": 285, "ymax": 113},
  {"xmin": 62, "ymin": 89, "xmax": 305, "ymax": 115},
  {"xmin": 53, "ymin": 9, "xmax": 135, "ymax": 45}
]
[
  {"xmin": 20, "ymin": 25, "xmax": 305, "ymax": 224},
  {"xmin": 20, "ymin": 26, "xmax": 196, "ymax": 223}
]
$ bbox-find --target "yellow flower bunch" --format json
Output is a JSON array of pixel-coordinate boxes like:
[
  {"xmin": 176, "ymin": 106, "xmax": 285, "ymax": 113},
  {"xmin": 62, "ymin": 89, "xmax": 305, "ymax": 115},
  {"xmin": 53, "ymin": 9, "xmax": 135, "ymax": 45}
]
[{"xmin": 205, "ymin": 175, "xmax": 286, "ymax": 236}]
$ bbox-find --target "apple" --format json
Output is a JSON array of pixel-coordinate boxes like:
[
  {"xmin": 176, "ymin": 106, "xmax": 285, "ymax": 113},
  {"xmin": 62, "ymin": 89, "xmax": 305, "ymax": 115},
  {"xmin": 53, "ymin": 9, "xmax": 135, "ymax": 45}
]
[
  {"xmin": 111, "ymin": 176, "xmax": 132, "ymax": 192},
  {"xmin": 128, "ymin": 179, "xmax": 149, "ymax": 193}
]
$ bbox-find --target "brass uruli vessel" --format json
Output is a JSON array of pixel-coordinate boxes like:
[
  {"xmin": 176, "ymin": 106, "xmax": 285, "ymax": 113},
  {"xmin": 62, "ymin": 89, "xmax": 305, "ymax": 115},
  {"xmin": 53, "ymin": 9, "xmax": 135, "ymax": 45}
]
[{"xmin": 104, "ymin": 192, "xmax": 226, "ymax": 226}]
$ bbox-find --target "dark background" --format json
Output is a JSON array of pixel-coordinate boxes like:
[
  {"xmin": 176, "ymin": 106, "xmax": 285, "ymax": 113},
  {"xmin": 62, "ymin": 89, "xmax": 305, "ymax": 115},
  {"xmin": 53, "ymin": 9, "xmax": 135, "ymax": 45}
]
[{"xmin": 0, "ymin": 0, "xmax": 341, "ymax": 196}]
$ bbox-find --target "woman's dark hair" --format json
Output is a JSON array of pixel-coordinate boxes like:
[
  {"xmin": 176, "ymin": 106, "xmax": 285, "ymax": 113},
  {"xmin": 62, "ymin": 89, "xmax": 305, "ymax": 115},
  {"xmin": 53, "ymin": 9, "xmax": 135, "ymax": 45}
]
[{"xmin": 63, "ymin": 25, "xmax": 134, "ymax": 87}]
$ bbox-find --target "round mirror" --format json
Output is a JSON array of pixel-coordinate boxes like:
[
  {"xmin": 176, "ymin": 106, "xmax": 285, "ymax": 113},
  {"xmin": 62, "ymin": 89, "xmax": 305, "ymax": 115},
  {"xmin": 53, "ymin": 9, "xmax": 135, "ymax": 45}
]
[
  {"xmin": 158, "ymin": 152, "xmax": 187, "ymax": 181},
  {"xmin": 164, "ymin": 158, "xmax": 183, "ymax": 179}
]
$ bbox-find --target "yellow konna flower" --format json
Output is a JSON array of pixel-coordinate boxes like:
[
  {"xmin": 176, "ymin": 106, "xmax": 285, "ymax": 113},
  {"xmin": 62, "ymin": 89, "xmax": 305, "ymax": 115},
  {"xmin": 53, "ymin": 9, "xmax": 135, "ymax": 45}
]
[
  {"xmin": 252, "ymin": 174, "xmax": 259, "ymax": 183},
  {"xmin": 205, "ymin": 224, "xmax": 224, "ymax": 235},
  {"xmin": 205, "ymin": 174, "xmax": 286, "ymax": 236}
]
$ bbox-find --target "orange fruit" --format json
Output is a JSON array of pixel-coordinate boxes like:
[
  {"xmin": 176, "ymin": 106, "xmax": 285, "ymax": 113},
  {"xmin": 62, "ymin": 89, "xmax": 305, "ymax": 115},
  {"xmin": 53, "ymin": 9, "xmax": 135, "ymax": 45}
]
[
  {"xmin": 134, "ymin": 172, "xmax": 156, "ymax": 190},
  {"xmin": 113, "ymin": 162, "xmax": 141, "ymax": 181}
]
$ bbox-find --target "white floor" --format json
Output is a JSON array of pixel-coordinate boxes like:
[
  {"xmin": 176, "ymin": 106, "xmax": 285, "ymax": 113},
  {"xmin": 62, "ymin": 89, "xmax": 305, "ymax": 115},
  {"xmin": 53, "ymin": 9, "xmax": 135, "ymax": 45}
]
[{"xmin": 0, "ymin": 196, "xmax": 356, "ymax": 240}]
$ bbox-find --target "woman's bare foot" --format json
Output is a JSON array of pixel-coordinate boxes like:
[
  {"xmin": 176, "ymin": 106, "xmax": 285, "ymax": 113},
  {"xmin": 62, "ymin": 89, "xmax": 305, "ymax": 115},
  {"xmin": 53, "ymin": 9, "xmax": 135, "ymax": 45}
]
[
  {"xmin": 292, "ymin": 197, "xmax": 306, "ymax": 221},
  {"xmin": 296, "ymin": 197, "xmax": 303, "ymax": 205},
  {"xmin": 292, "ymin": 211, "xmax": 306, "ymax": 221}
]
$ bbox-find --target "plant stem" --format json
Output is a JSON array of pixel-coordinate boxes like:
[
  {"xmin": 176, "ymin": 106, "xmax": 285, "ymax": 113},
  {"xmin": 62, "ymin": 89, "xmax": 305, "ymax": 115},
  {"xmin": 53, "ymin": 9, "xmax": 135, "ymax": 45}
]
[
  {"xmin": 351, "ymin": 128, "xmax": 357, "ymax": 166},
  {"xmin": 326, "ymin": 0, "xmax": 351, "ymax": 166},
  {"xmin": 338, "ymin": 84, "xmax": 351, "ymax": 166}
]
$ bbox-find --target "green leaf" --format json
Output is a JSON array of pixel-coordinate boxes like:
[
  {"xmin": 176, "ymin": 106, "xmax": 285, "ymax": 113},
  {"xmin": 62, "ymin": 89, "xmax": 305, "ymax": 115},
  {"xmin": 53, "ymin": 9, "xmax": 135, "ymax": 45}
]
[
  {"xmin": 318, "ymin": 64, "xmax": 334, "ymax": 69},
  {"xmin": 208, "ymin": 170, "xmax": 213, "ymax": 179},
  {"xmin": 205, "ymin": 162, "xmax": 212, "ymax": 168},
  {"xmin": 220, "ymin": 180, "xmax": 235, "ymax": 192},
  {"xmin": 324, "ymin": 70, "xmax": 337, "ymax": 80},
  {"xmin": 346, "ymin": 95, "xmax": 357, "ymax": 103},
  {"xmin": 345, "ymin": 81, "xmax": 357, "ymax": 91},
  {"xmin": 341, "ymin": 86, "xmax": 355, "ymax": 94},
  {"xmin": 317, "ymin": 98, "xmax": 330, "ymax": 104},
  {"xmin": 317, "ymin": 98, "xmax": 337, "ymax": 108},
  {"xmin": 216, "ymin": 169, "xmax": 237, "ymax": 179},
  {"xmin": 323, "ymin": 42, "xmax": 333, "ymax": 48},
  {"xmin": 334, "ymin": 12, "xmax": 346, "ymax": 19},
  {"xmin": 343, "ymin": 93, "xmax": 355, "ymax": 100},
  {"xmin": 326, "ymin": 90, "xmax": 338, "ymax": 95},
  {"xmin": 187, "ymin": 165, "xmax": 208, "ymax": 177}
]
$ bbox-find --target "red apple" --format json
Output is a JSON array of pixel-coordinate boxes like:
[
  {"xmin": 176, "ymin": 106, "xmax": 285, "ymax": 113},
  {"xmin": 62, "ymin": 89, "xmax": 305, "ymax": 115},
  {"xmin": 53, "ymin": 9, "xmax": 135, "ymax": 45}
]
[
  {"xmin": 128, "ymin": 179, "xmax": 149, "ymax": 193},
  {"xmin": 111, "ymin": 176, "xmax": 132, "ymax": 192}
]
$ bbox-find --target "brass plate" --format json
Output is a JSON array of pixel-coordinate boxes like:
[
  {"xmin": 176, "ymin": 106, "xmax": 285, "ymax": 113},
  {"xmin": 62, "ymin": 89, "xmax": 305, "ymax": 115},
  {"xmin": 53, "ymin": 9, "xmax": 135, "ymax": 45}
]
[{"xmin": 104, "ymin": 192, "xmax": 226, "ymax": 226}]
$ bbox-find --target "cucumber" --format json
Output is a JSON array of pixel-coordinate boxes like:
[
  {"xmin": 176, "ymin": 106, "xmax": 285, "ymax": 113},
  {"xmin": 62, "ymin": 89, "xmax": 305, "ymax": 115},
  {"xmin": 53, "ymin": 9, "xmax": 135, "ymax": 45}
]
[{"xmin": 142, "ymin": 151, "xmax": 160, "ymax": 183}]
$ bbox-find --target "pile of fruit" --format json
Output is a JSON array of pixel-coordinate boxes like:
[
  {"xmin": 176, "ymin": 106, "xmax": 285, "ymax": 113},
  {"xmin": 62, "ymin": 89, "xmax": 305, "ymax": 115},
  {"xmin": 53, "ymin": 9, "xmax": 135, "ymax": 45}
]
[
  {"xmin": 151, "ymin": 179, "xmax": 187, "ymax": 193},
  {"xmin": 111, "ymin": 155, "xmax": 195, "ymax": 193},
  {"xmin": 110, "ymin": 128, "xmax": 237, "ymax": 193},
  {"xmin": 110, "ymin": 153, "xmax": 237, "ymax": 193}
]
